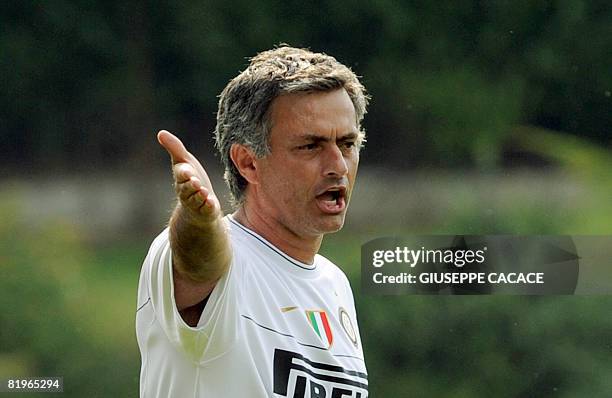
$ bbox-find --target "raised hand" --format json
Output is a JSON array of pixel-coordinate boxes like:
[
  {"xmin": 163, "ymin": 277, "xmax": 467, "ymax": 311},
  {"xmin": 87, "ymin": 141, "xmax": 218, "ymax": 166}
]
[
  {"xmin": 157, "ymin": 130, "xmax": 231, "ymax": 315},
  {"xmin": 157, "ymin": 130, "xmax": 221, "ymax": 222}
]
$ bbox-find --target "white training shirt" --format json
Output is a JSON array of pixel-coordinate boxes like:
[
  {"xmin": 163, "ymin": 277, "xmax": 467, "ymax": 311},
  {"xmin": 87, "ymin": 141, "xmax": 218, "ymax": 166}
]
[{"xmin": 136, "ymin": 215, "xmax": 368, "ymax": 397}]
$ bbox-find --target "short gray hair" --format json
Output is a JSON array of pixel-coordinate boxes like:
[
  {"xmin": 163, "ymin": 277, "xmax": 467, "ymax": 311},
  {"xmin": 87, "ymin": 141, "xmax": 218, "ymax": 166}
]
[{"xmin": 214, "ymin": 45, "xmax": 369, "ymax": 205}]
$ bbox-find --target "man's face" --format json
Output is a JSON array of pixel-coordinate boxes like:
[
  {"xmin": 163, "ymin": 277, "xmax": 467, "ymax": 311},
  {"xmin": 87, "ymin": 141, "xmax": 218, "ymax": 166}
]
[{"xmin": 253, "ymin": 88, "xmax": 360, "ymax": 238}]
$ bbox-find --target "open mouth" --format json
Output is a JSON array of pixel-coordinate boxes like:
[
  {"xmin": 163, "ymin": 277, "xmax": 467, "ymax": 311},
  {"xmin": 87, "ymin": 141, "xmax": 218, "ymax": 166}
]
[{"xmin": 315, "ymin": 186, "xmax": 347, "ymax": 214}]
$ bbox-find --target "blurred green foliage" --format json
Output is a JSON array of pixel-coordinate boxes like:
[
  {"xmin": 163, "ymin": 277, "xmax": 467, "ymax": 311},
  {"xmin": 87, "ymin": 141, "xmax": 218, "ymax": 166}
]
[
  {"xmin": 513, "ymin": 126, "xmax": 612, "ymax": 233},
  {"xmin": 2, "ymin": 0, "xmax": 612, "ymax": 396},
  {"xmin": 2, "ymin": 161, "xmax": 612, "ymax": 396},
  {"xmin": 1, "ymin": 0, "xmax": 610, "ymax": 171},
  {"xmin": 0, "ymin": 199, "xmax": 139, "ymax": 397},
  {"xmin": 324, "ymin": 233, "xmax": 612, "ymax": 397},
  {"xmin": 353, "ymin": 295, "xmax": 612, "ymax": 397}
]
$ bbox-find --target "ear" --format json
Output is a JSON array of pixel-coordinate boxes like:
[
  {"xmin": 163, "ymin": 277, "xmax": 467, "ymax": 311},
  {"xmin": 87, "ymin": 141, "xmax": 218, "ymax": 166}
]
[{"xmin": 230, "ymin": 143, "xmax": 259, "ymax": 185}]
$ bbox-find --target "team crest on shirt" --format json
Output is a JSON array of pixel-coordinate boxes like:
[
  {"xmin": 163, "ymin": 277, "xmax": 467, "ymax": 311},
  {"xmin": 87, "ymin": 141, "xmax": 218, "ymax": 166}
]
[
  {"xmin": 305, "ymin": 310, "xmax": 333, "ymax": 349},
  {"xmin": 339, "ymin": 307, "xmax": 358, "ymax": 348}
]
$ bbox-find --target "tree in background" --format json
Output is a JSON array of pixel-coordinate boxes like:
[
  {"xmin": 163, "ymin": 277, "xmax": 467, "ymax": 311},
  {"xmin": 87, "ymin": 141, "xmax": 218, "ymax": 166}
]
[{"xmin": 1, "ymin": 0, "xmax": 610, "ymax": 172}]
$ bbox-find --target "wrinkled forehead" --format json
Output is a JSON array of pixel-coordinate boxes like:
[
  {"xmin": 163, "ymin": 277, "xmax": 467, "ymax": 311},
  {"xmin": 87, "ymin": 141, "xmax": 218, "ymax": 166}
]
[{"xmin": 268, "ymin": 89, "xmax": 357, "ymax": 135}]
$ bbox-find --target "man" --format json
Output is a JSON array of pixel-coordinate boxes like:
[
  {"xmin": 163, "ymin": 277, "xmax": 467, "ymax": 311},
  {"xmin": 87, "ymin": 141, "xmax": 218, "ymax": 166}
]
[{"xmin": 136, "ymin": 46, "xmax": 369, "ymax": 397}]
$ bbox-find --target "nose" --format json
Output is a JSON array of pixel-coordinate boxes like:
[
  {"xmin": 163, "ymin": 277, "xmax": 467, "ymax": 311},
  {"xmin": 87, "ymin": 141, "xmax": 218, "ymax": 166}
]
[{"xmin": 323, "ymin": 145, "xmax": 349, "ymax": 177}]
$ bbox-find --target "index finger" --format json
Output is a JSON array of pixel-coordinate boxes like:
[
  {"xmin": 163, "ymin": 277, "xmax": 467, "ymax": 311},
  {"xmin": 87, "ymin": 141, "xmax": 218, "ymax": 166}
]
[{"xmin": 157, "ymin": 130, "xmax": 190, "ymax": 165}]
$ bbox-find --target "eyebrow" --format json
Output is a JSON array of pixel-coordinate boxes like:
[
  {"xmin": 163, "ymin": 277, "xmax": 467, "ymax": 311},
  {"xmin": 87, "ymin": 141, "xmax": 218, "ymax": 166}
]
[{"xmin": 296, "ymin": 132, "xmax": 359, "ymax": 143}]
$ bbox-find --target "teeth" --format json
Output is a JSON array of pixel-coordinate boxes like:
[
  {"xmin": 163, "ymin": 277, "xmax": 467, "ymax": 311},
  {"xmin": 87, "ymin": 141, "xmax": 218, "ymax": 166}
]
[{"xmin": 317, "ymin": 187, "xmax": 345, "ymax": 207}]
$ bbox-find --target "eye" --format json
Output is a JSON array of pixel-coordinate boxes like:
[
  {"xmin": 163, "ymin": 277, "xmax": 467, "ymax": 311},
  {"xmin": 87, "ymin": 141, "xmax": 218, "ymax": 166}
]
[
  {"xmin": 298, "ymin": 143, "xmax": 318, "ymax": 151},
  {"xmin": 341, "ymin": 141, "xmax": 356, "ymax": 150}
]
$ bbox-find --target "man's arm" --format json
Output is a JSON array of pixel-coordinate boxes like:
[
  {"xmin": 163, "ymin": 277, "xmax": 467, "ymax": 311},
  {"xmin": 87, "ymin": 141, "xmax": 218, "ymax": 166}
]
[{"xmin": 157, "ymin": 130, "xmax": 232, "ymax": 325}]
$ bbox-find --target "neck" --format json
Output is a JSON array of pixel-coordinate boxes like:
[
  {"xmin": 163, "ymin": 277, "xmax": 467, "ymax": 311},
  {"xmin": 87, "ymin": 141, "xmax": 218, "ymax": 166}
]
[{"xmin": 233, "ymin": 203, "xmax": 322, "ymax": 264}]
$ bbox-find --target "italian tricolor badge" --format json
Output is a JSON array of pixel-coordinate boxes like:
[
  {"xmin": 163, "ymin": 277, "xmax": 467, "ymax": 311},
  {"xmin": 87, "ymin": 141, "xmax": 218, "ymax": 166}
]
[{"xmin": 306, "ymin": 310, "xmax": 333, "ymax": 349}]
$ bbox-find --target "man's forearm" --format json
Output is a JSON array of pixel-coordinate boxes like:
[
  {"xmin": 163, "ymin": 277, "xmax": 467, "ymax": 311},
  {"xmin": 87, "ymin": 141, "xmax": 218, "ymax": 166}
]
[{"xmin": 169, "ymin": 203, "xmax": 232, "ymax": 283}]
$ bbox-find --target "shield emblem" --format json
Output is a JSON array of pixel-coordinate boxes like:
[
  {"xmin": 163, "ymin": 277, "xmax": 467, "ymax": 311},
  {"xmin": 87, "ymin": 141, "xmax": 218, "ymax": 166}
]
[{"xmin": 305, "ymin": 310, "xmax": 333, "ymax": 349}]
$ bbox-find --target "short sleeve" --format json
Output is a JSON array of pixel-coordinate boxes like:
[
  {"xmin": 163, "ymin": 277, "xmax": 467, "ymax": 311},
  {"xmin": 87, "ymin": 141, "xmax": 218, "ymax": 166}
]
[
  {"xmin": 141, "ymin": 228, "xmax": 242, "ymax": 364},
  {"xmin": 334, "ymin": 265, "xmax": 366, "ymax": 359}
]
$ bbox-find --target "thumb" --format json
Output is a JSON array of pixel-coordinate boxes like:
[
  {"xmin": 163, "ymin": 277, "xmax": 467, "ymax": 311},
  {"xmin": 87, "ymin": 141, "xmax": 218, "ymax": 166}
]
[{"xmin": 157, "ymin": 130, "xmax": 190, "ymax": 165}]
